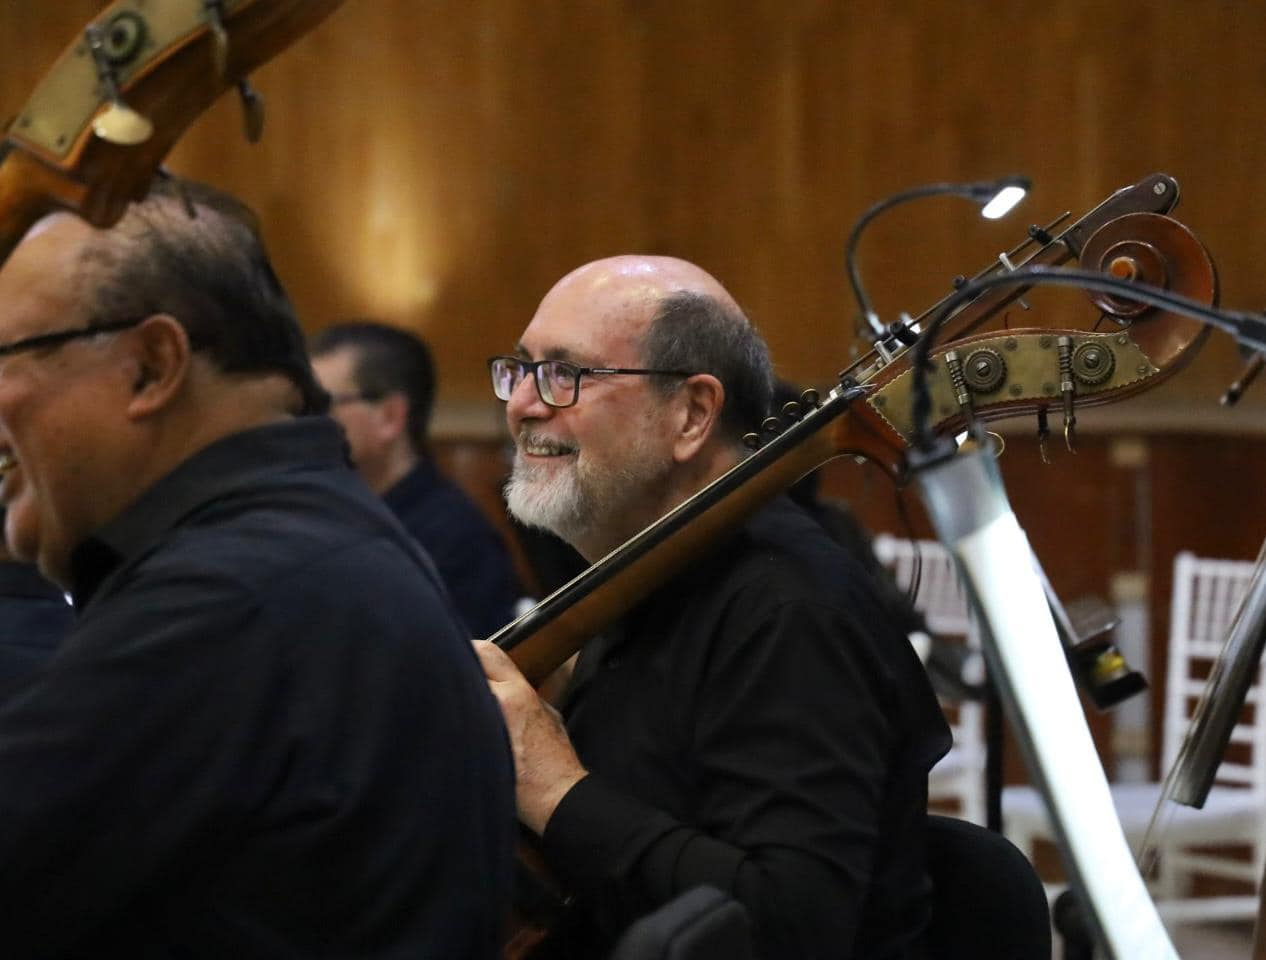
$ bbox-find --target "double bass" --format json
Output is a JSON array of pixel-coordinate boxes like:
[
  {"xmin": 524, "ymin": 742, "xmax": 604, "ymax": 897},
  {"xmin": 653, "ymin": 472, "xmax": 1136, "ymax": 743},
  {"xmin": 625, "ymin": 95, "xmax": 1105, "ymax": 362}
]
[
  {"xmin": 494, "ymin": 171, "xmax": 1217, "ymax": 686},
  {"xmin": 498, "ymin": 173, "xmax": 1219, "ymax": 956}
]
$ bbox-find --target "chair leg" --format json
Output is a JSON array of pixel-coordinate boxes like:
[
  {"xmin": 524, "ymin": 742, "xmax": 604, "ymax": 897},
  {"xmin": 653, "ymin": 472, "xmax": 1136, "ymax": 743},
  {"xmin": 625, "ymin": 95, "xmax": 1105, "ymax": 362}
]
[{"xmin": 1052, "ymin": 889, "xmax": 1095, "ymax": 960}]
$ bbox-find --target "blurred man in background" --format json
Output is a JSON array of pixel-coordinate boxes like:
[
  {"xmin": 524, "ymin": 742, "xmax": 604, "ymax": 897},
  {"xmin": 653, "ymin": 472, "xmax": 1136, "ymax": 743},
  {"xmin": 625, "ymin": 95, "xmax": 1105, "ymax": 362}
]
[{"xmin": 312, "ymin": 322, "xmax": 521, "ymax": 637}]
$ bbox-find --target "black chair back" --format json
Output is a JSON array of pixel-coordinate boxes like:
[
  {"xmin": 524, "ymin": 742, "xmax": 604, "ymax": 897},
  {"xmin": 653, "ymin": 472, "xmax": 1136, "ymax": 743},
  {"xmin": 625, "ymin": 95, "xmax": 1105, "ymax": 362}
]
[
  {"xmin": 607, "ymin": 886, "xmax": 754, "ymax": 960},
  {"xmin": 926, "ymin": 814, "xmax": 1051, "ymax": 960}
]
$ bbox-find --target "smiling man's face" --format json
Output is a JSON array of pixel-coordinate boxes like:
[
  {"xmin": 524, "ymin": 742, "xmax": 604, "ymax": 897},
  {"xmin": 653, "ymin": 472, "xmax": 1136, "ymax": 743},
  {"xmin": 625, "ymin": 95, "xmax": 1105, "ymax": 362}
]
[
  {"xmin": 502, "ymin": 261, "xmax": 679, "ymax": 559},
  {"xmin": 0, "ymin": 216, "xmax": 137, "ymax": 585}
]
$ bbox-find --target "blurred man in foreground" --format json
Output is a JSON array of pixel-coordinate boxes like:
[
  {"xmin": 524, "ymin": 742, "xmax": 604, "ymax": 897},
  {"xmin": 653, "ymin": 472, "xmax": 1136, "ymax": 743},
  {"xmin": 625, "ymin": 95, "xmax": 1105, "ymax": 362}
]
[
  {"xmin": 0, "ymin": 528, "xmax": 70, "ymax": 689},
  {"xmin": 0, "ymin": 180, "xmax": 514, "ymax": 957}
]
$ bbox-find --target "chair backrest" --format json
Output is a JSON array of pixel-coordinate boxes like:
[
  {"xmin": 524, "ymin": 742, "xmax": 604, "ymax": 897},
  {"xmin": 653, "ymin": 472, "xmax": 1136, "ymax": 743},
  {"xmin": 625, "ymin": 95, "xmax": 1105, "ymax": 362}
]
[
  {"xmin": 606, "ymin": 886, "xmax": 754, "ymax": 960},
  {"xmin": 925, "ymin": 814, "xmax": 1051, "ymax": 960},
  {"xmin": 873, "ymin": 534, "xmax": 977, "ymax": 640},
  {"xmin": 872, "ymin": 535, "xmax": 983, "ymax": 763},
  {"xmin": 1163, "ymin": 551, "xmax": 1264, "ymax": 790}
]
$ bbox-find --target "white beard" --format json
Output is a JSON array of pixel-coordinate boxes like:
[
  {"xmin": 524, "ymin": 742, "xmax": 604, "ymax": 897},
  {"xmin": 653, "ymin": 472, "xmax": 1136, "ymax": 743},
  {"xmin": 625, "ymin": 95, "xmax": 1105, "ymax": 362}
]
[{"xmin": 506, "ymin": 428, "xmax": 672, "ymax": 551}]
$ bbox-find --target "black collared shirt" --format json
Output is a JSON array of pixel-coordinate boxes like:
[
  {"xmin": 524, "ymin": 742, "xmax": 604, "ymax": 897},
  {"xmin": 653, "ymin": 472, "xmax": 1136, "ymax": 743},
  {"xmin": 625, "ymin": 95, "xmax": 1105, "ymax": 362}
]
[
  {"xmin": 382, "ymin": 459, "xmax": 521, "ymax": 638},
  {"xmin": 0, "ymin": 418, "xmax": 515, "ymax": 958},
  {"xmin": 541, "ymin": 497, "xmax": 951, "ymax": 960}
]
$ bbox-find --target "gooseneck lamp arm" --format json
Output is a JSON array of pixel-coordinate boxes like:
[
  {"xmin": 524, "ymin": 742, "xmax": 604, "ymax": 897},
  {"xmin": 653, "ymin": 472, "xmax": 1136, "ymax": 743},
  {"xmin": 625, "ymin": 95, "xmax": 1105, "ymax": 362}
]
[{"xmin": 844, "ymin": 175, "xmax": 1032, "ymax": 342}]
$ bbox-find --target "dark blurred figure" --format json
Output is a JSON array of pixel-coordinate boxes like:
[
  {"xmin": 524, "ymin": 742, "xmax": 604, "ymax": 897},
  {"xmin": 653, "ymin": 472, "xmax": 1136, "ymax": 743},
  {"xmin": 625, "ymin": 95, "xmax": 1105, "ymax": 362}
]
[
  {"xmin": 774, "ymin": 382, "xmax": 978, "ymax": 702},
  {"xmin": 311, "ymin": 322, "xmax": 521, "ymax": 637},
  {"xmin": 0, "ymin": 514, "xmax": 70, "ymax": 688},
  {"xmin": 0, "ymin": 183, "xmax": 514, "ymax": 956}
]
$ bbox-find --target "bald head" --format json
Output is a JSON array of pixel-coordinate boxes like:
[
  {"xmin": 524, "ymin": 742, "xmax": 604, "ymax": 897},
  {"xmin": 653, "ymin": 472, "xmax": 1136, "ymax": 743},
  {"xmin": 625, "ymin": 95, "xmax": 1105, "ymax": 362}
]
[
  {"xmin": 542, "ymin": 255, "xmax": 743, "ymax": 328},
  {"xmin": 503, "ymin": 255, "xmax": 772, "ymax": 556},
  {"xmin": 536, "ymin": 255, "xmax": 772, "ymax": 445}
]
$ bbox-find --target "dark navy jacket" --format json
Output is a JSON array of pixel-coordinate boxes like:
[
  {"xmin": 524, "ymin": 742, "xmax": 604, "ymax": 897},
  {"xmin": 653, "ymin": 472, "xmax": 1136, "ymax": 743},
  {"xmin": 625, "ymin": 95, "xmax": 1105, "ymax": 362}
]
[
  {"xmin": 383, "ymin": 459, "xmax": 521, "ymax": 638},
  {"xmin": 0, "ymin": 418, "xmax": 515, "ymax": 958},
  {"xmin": 0, "ymin": 560, "xmax": 71, "ymax": 689}
]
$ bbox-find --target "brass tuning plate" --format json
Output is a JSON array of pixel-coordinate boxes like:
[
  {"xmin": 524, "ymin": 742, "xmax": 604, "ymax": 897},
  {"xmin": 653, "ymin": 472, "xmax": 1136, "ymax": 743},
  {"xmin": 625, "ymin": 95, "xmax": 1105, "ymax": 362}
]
[{"xmin": 865, "ymin": 329, "xmax": 1159, "ymax": 442}]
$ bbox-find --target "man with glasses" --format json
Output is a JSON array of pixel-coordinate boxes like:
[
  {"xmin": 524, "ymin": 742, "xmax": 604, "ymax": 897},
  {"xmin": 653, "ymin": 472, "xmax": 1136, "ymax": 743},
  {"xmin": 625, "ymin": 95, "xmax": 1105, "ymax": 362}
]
[
  {"xmin": 311, "ymin": 322, "xmax": 521, "ymax": 637},
  {"xmin": 475, "ymin": 255, "xmax": 950, "ymax": 959},
  {"xmin": 0, "ymin": 180, "xmax": 514, "ymax": 957}
]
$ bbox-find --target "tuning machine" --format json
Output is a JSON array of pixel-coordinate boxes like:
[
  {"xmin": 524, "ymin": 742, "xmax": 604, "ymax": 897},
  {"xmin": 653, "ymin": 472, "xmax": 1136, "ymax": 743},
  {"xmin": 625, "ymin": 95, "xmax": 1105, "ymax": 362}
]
[
  {"xmin": 203, "ymin": 1, "xmax": 266, "ymax": 142},
  {"xmin": 238, "ymin": 80, "xmax": 266, "ymax": 143},
  {"xmin": 204, "ymin": 0, "xmax": 231, "ymax": 79},
  {"xmin": 1222, "ymin": 350, "xmax": 1265, "ymax": 406},
  {"xmin": 742, "ymin": 387, "xmax": 824, "ymax": 451},
  {"xmin": 86, "ymin": 15, "xmax": 154, "ymax": 146},
  {"xmin": 996, "ymin": 251, "xmax": 1032, "ymax": 311}
]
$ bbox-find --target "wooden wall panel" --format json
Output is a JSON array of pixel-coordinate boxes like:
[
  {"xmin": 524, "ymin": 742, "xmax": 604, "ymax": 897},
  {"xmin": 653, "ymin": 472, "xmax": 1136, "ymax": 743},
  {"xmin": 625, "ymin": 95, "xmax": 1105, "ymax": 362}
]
[
  {"xmin": 4, "ymin": 1, "xmax": 1266, "ymax": 432},
  {"xmin": 6, "ymin": 3, "xmax": 1266, "ymax": 780}
]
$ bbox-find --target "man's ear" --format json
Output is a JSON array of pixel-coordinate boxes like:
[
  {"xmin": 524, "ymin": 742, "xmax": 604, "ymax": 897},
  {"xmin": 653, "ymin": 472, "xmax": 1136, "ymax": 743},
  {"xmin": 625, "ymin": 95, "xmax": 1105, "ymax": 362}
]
[
  {"xmin": 124, "ymin": 314, "xmax": 191, "ymax": 419},
  {"xmin": 671, "ymin": 373, "xmax": 725, "ymax": 463},
  {"xmin": 374, "ymin": 390, "xmax": 411, "ymax": 444}
]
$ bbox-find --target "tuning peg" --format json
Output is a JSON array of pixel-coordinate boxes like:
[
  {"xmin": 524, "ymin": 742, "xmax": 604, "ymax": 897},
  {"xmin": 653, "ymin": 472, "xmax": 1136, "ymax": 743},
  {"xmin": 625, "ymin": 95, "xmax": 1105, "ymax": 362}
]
[
  {"xmin": 1057, "ymin": 335, "xmax": 1077, "ymax": 453},
  {"xmin": 85, "ymin": 21, "xmax": 154, "ymax": 146},
  {"xmin": 799, "ymin": 388, "xmax": 820, "ymax": 409},
  {"xmin": 92, "ymin": 102, "xmax": 154, "ymax": 146},
  {"xmin": 742, "ymin": 432, "xmax": 762, "ymax": 451},
  {"xmin": 238, "ymin": 79, "xmax": 265, "ymax": 143},
  {"xmin": 997, "ymin": 251, "xmax": 1032, "ymax": 310},
  {"xmin": 761, "ymin": 416, "xmax": 782, "ymax": 437},
  {"xmin": 1036, "ymin": 408, "xmax": 1051, "ymax": 465},
  {"xmin": 943, "ymin": 349, "xmax": 976, "ymax": 422},
  {"xmin": 1221, "ymin": 352, "xmax": 1264, "ymax": 407},
  {"xmin": 1028, "ymin": 223, "xmax": 1054, "ymax": 246},
  {"xmin": 780, "ymin": 401, "xmax": 802, "ymax": 422},
  {"xmin": 204, "ymin": 1, "xmax": 230, "ymax": 80}
]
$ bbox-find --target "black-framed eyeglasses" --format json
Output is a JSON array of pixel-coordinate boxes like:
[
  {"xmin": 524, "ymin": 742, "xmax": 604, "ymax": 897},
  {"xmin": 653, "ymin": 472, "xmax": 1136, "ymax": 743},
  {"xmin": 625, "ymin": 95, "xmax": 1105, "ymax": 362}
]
[
  {"xmin": 488, "ymin": 355, "xmax": 696, "ymax": 408},
  {"xmin": 0, "ymin": 317, "xmax": 145, "ymax": 361}
]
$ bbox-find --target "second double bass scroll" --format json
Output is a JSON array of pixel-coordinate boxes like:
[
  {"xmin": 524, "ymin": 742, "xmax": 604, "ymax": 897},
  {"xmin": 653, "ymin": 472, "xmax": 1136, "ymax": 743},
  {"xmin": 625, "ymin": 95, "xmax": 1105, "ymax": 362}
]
[{"xmin": 0, "ymin": 0, "xmax": 346, "ymax": 269}]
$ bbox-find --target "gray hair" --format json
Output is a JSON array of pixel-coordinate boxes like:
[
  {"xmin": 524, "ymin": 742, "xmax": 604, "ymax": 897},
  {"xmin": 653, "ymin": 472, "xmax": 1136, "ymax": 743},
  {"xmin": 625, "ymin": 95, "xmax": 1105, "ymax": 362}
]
[
  {"xmin": 640, "ymin": 291, "xmax": 774, "ymax": 445},
  {"xmin": 73, "ymin": 177, "xmax": 327, "ymax": 415}
]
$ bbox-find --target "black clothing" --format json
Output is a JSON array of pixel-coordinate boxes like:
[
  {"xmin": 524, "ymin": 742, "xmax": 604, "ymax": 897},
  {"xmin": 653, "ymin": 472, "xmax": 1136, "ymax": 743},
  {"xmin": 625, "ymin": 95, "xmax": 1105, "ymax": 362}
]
[
  {"xmin": 383, "ymin": 459, "xmax": 521, "ymax": 638},
  {"xmin": 0, "ymin": 560, "xmax": 70, "ymax": 689},
  {"xmin": 509, "ymin": 518, "xmax": 587, "ymax": 598},
  {"xmin": 542, "ymin": 496, "xmax": 951, "ymax": 959},
  {"xmin": 0, "ymin": 418, "xmax": 515, "ymax": 958}
]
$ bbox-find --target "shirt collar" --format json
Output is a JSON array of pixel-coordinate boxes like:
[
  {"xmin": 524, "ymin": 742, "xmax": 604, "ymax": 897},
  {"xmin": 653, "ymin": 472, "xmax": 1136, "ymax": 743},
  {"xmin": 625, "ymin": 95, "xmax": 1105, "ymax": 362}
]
[{"xmin": 68, "ymin": 417, "xmax": 348, "ymax": 608}]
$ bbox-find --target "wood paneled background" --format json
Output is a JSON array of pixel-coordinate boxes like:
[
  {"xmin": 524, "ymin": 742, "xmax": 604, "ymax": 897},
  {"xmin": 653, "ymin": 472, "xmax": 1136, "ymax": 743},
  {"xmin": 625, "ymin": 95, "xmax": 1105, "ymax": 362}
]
[
  {"xmin": 4, "ymin": 1, "xmax": 1266, "ymax": 427},
  {"xmin": 5, "ymin": 2, "xmax": 1266, "ymax": 784}
]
